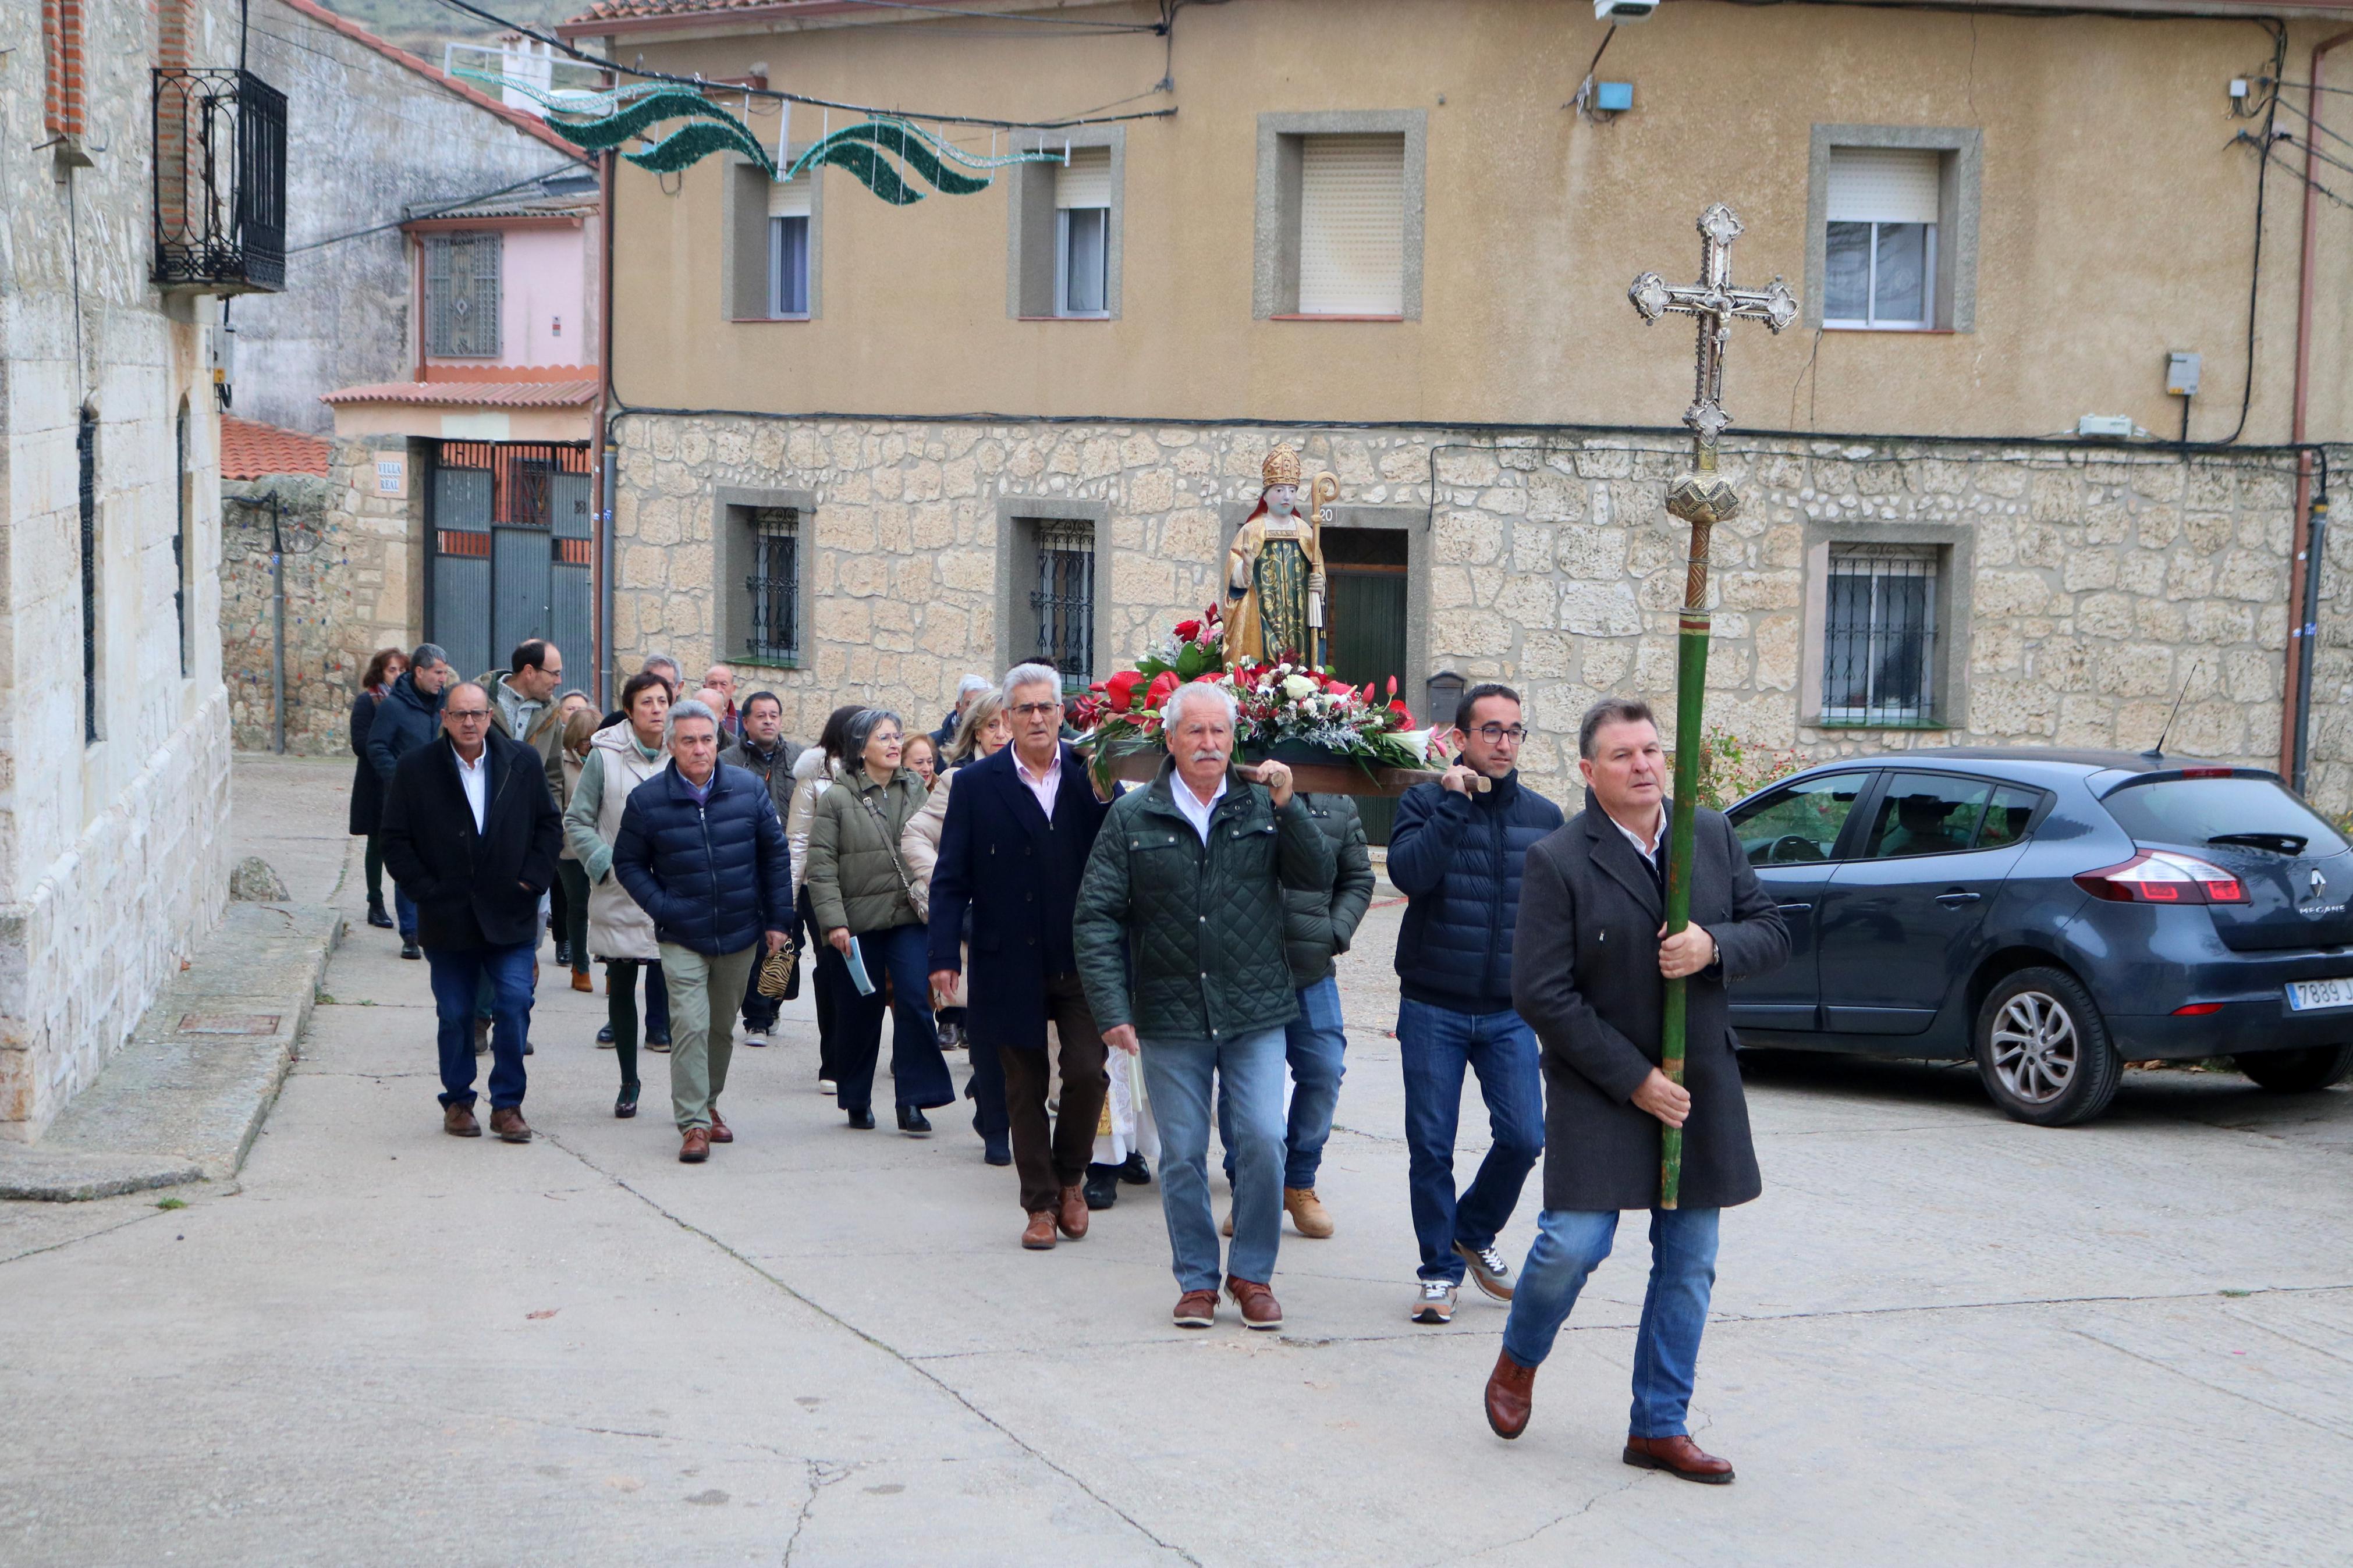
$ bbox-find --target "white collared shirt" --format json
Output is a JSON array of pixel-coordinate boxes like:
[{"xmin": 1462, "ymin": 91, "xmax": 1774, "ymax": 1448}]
[
  {"xmin": 1172, "ymin": 772, "xmax": 1227, "ymax": 844},
  {"xmin": 1612, "ymin": 808, "xmax": 1665, "ymax": 865},
  {"xmin": 1012, "ymin": 745, "xmax": 1062, "ymax": 820},
  {"xmin": 455, "ymin": 745, "xmax": 490, "ymax": 833}
]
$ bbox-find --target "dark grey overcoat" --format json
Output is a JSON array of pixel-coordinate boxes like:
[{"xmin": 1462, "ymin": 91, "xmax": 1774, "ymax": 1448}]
[{"xmin": 1512, "ymin": 790, "xmax": 1790, "ymax": 1211}]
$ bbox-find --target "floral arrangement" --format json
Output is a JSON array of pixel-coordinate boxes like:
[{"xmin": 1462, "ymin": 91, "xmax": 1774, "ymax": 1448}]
[{"xmin": 1072, "ymin": 603, "xmax": 1443, "ymax": 783}]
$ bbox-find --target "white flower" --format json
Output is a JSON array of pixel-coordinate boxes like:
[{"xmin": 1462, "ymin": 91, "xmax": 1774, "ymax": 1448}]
[{"xmin": 1281, "ymin": 674, "xmax": 1316, "ymax": 702}]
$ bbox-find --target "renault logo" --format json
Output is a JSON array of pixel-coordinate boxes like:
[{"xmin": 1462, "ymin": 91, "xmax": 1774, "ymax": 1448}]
[{"xmin": 2312, "ymin": 868, "xmax": 2330, "ymax": 900}]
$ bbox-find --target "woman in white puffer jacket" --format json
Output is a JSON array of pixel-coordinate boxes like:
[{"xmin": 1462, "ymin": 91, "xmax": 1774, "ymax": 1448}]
[{"xmin": 787, "ymin": 705, "xmax": 866, "ymax": 1096}]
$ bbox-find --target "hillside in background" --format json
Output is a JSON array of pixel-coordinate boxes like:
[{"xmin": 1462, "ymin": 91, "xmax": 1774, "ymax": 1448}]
[{"xmin": 305, "ymin": 0, "xmax": 584, "ymax": 62}]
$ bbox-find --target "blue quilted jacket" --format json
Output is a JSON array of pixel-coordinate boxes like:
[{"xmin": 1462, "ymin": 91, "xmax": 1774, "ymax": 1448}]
[
  {"xmin": 612, "ymin": 762, "xmax": 792, "ymax": 957},
  {"xmin": 1387, "ymin": 771, "xmax": 1562, "ymax": 1012}
]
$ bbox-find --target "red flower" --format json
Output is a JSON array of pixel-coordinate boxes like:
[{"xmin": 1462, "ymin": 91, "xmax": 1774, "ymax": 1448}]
[
  {"xmin": 1386, "ymin": 675, "xmax": 1399, "ymax": 698},
  {"xmin": 1145, "ymin": 671, "xmax": 1181, "ymax": 711},
  {"xmin": 1388, "ymin": 698, "xmax": 1414, "ymax": 720},
  {"xmin": 1174, "ymin": 620, "xmax": 1202, "ymax": 642},
  {"xmin": 1325, "ymin": 677, "xmax": 1355, "ymax": 696},
  {"xmin": 1105, "ymin": 671, "xmax": 1147, "ymax": 713}
]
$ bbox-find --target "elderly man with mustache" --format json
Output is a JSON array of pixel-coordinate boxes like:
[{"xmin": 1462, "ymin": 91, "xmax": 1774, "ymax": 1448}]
[{"xmin": 1073, "ymin": 681, "xmax": 1336, "ymax": 1332}]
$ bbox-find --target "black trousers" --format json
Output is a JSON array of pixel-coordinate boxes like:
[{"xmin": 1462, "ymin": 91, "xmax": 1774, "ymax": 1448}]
[{"xmin": 992, "ymin": 973, "xmax": 1109, "ymax": 1215}]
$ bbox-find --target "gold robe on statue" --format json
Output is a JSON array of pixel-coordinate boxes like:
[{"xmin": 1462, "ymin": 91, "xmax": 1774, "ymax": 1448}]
[{"xmin": 1223, "ymin": 510, "xmax": 1326, "ymax": 667}]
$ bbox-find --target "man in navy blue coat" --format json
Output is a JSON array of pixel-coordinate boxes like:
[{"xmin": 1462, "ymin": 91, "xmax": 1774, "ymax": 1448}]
[
  {"xmin": 613, "ymin": 699, "xmax": 792, "ymax": 1164},
  {"xmin": 1387, "ymin": 682, "xmax": 1562, "ymax": 1326},
  {"xmin": 927, "ymin": 663, "xmax": 1114, "ymax": 1250}
]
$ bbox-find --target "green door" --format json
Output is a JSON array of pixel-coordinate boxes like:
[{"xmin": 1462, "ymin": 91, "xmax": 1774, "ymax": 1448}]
[{"xmin": 1326, "ymin": 560, "xmax": 1410, "ymax": 847}]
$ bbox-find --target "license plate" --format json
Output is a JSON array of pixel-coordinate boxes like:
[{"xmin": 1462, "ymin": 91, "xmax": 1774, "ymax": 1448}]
[{"xmin": 2285, "ymin": 977, "xmax": 2353, "ymax": 1012}]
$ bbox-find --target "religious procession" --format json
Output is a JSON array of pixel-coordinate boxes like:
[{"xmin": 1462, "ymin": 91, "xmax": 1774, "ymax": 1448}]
[{"xmin": 10, "ymin": 0, "xmax": 2353, "ymax": 1562}]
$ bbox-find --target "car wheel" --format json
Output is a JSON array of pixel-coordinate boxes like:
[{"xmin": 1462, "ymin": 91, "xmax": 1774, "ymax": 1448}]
[
  {"xmin": 2235, "ymin": 1044, "xmax": 2353, "ymax": 1093},
  {"xmin": 1972, "ymin": 967, "xmax": 2122, "ymax": 1127}
]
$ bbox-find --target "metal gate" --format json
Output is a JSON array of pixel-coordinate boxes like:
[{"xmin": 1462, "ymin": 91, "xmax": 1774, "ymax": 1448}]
[
  {"xmin": 428, "ymin": 442, "xmax": 592, "ymax": 681},
  {"xmin": 1323, "ymin": 528, "xmax": 1411, "ymax": 847}
]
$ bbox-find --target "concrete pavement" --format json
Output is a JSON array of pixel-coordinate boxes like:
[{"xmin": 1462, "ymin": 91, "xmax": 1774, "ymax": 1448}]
[{"xmin": 2, "ymin": 755, "xmax": 2348, "ymax": 1565}]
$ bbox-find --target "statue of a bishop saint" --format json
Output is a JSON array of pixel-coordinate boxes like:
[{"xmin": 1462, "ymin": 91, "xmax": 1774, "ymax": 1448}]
[{"xmin": 1222, "ymin": 445, "xmax": 1336, "ymax": 669}]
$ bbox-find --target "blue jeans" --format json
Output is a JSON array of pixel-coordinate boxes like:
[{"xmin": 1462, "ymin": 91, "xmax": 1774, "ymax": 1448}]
[
  {"xmin": 1502, "ymin": 1207, "xmax": 1722, "ymax": 1439},
  {"xmin": 1397, "ymin": 998, "xmax": 1545, "ymax": 1284},
  {"xmin": 393, "ymin": 887, "xmax": 417, "ymax": 940},
  {"xmin": 833, "ymin": 925, "xmax": 953, "ymax": 1113},
  {"xmin": 1219, "ymin": 976, "xmax": 1348, "ymax": 1190},
  {"xmin": 425, "ymin": 943, "xmax": 535, "ymax": 1110},
  {"xmin": 1138, "ymin": 1027, "xmax": 1287, "ymax": 1292}
]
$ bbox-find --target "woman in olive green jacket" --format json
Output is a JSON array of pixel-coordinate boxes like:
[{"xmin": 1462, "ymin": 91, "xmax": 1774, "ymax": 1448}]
[{"xmin": 805, "ymin": 708, "xmax": 955, "ymax": 1132}]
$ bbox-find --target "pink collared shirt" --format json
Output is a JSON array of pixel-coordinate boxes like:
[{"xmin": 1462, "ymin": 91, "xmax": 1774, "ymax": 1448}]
[{"xmin": 1012, "ymin": 745, "xmax": 1062, "ymax": 820}]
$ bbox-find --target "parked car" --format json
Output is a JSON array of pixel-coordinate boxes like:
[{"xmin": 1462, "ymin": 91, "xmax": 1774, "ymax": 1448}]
[{"xmin": 1721, "ymin": 748, "xmax": 2353, "ymax": 1126}]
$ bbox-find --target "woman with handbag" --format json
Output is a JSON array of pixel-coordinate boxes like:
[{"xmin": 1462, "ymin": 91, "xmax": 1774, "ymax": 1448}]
[
  {"xmin": 787, "ymin": 705, "xmax": 865, "ymax": 1096},
  {"xmin": 805, "ymin": 707, "xmax": 954, "ymax": 1134}
]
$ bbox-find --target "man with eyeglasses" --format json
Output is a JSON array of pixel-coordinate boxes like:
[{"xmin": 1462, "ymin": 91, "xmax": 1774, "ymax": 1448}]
[
  {"xmin": 1387, "ymin": 682, "xmax": 1562, "ymax": 1325},
  {"xmin": 379, "ymin": 681, "xmax": 563, "ymax": 1143},
  {"xmin": 928, "ymin": 664, "xmax": 1115, "ymax": 1249}
]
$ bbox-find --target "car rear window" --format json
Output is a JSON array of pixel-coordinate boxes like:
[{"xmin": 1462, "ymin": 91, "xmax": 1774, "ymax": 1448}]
[{"xmin": 2100, "ymin": 776, "xmax": 2348, "ymax": 857}]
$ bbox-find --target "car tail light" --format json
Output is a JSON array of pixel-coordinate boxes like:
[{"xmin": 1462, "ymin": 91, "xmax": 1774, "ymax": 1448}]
[
  {"xmin": 2074, "ymin": 850, "xmax": 2249, "ymax": 905},
  {"xmin": 2179, "ymin": 767, "xmax": 2233, "ymax": 779},
  {"xmin": 2172, "ymin": 1002, "xmax": 2224, "ymax": 1016}
]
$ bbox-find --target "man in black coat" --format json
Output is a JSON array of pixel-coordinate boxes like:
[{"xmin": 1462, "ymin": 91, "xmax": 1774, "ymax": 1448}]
[
  {"xmin": 1483, "ymin": 696, "xmax": 1788, "ymax": 1485},
  {"xmin": 366, "ymin": 643, "xmax": 453, "ymax": 958},
  {"xmin": 927, "ymin": 663, "xmax": 1113, "ymax": 1250},
  {"xmin": 379, "ymin": 682, "xmax": 563, "ymax": 1143}
]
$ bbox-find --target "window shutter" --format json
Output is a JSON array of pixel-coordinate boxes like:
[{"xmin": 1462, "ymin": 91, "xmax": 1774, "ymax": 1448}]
[
  {"xmin": 425, "ymin": 236, "xmax": 452, "ymax": 354},
  {"xmin": 1054, "ymin": 146, "xmax": 1111, "ymax": 210},
  {"xmin": 476, "ymin": 233, "xmax": 502, "ymax": 356},
  {"xmin": 766, "ymin": 175, "xmax": 811, "ymax": 219},
  {"xmin": 1298, "ymin": 133, "xmax": 1405, "ymax": 315},
  {"xmin": 1826, "ymin": 148, "xmax": 1941, "ymax": 225}
]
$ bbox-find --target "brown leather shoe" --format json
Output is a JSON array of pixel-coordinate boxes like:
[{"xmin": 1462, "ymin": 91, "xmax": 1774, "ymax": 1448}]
[
  {"xmin": 707, "ymin": 1107, "xmax": 732, "ymax": 1144},
  {"xmin": 1623, "ymin": 1434, "xmax": 1735, "ymax": 1484},
  {"xmin": 1172, "ymin": 1289, "xmax": 1217, "ymax": 1329},
  {"xmin": 488, "ymin": 1107, "xmax": 532, "ymax": 1143},
  {"xmin": 679, "ymin": 1127, "xmax": 711, "ymax": 1164},
  {"xmin": 570, "ymin": 972, "xmax": 594, "ymax": 993},
  {"xmin": 1285, "ymin": 1186, "xmax": 1333, "ymax": 1238},
  {"xmin": 1021, "ymin": 1211, "xmax": 1057, "ymax": 1250},
  {"xmin": 1224, "ymin": 1275, "xmax": 1283, "ymax": 1331},
  {"xmin": 1056, "ymin": 1183, "xmax": 1089, "ymax": 1240},
  {"xmin": 443, "ymin": 1103, "xmax": 481, "ymax": 1137},
  {"xmin": 1485, "ymin": 1349, "xmax": 1536, "ymax": 1439}
]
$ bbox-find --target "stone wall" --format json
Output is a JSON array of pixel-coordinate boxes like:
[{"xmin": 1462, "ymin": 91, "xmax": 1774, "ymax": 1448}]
[
  {"xmin": 0, "ymin": 0, "xmax": 239, "ymax": 1137},
  {"xmin": 609, "ymin": 415, "xmax": 2340, "ymax": 816}
]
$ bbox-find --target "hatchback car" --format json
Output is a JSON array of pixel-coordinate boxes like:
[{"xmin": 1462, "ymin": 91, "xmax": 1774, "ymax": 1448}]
[{"xmin": 1721, "ymin": 749, "xmax": 2353, "ymax": 1125}]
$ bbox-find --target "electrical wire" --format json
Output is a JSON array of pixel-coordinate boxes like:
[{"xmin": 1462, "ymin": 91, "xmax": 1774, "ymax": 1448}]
[
  {"xmin": 421, "ymin": 0, "xmax": 1177, "ymax": 129},
  {"xmin": 2258, "ymin": 141, "xmax": 2353, "ymax": 213},
  {"xmin": 2269, "ymin": 89, "xmax": 2353, "ymax": 156},
  {"xmin": 2277, "ymin": 129, "xmax": 2353, "ymax": 189},
  {"xmin": 288, "ymin": 161, "xmax": 589, "ymax": 253}
]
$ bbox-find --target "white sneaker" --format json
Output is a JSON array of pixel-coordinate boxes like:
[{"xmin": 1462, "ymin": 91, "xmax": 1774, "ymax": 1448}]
[
  {"xmin": 817, "ymin": 1076, "xmax": 837, "ymax": 1095},
  {"xmin": 743, "ymin": 1030, "xmax": 770, "ymax": 1048},
  {"xmin": 1411, "ymin": 1280, "xmax": 1457, "ymax": 1324},
  {"xmin": 1453, "ymin": 1240, "xmax": 1516, "ymax": 1302}
]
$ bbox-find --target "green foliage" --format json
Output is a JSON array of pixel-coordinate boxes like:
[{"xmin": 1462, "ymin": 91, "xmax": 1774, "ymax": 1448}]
[
  {"xmin": 1694, "ymin": 725, "xmax": 1802, "ymax": 810},
  {"xmin": 156, "ymin": 1196, "xmax": 188, "ymax": 1211}
]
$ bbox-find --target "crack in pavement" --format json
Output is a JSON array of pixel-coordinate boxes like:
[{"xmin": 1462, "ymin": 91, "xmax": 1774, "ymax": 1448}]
[
  {"xmin": 535, "ymin": 1128, "xmax": 1202, "ymax": 1567},
  {"xmin": 2065, "ymin": 1327, "xmax": 2353, "ymax": 1443},
  {"xmin": 780, "ymin": 1459, "xmax": 860, "ymax": 1566},
  {"xmin": 1446, "ymin": 1470, "xmax": 1645, "ymax": 1566},
  {"xmin": 0, "ymin": 1203, "xmax": 183, "ymax": 1270}
]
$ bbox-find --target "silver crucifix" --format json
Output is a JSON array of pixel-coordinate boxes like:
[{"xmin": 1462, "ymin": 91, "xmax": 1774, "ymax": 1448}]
[{"xmin": 1629, "ymin": 202, "xmax": 1797, "ymax": 524}]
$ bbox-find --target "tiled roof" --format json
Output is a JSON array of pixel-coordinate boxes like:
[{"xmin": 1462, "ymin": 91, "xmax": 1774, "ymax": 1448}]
[
  {"xmin": 221, "ymin": 416, "xmax": 332, "ymax": 479},
  {"xmin": 403, "ymin": 191, "xmax": 599, "ymax": 224},
  {"xmin": 321, "ymin": 379, "xmax": 601, "ymax": 408},
  {"xmin": 561, "ymin": 0, "xmax": 878, "ymax": 30}
]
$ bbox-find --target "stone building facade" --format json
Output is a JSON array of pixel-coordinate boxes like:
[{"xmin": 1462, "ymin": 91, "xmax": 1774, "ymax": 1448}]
[
  {"xmin": 2, "ymin": 0, "xmax": 239, "ymax": 1137},
  {"xmin": 606, "ymin": 414, "xmax": 2350, "ymax": 817}
]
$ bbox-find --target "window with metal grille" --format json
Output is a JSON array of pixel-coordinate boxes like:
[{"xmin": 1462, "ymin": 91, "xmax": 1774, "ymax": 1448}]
[
  {"xmin": 79, "ymin": 408, "xmax": 98, "ymax": 742},
  {"xmin": 1030, "ymin": 519, "xmax": 1094, "ymax": 687},
  {"xmin": 743, "ymin": 507, "xmax": 799, "ymax": 663},
  {"xmin": 175, "ymin": 403, "xmax": 189, "ymax": 676},
  {"xmin": 425, "ymin": 232, "xmax": 502, "ymax": 356},
  {"xmin": 1823, "ymin": 545, "xmax": 1938, "ymax": 723}
]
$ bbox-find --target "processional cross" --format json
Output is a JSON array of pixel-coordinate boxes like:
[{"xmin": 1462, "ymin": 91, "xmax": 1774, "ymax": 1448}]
[{"xmin": 1626, "ymin": 202, "xmax": 1796, "ymax": 1208}]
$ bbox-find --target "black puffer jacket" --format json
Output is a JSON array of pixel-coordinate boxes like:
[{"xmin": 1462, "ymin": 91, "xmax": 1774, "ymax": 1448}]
[
  {"xmin": 1283, "ymin": 794, "xmax": 1378, "ymax": 988},
  {"xmin": 1074, "ymin": 760, "xmax": 1336, "ymax": 1040},
  {"xmin": 1388, "ymin": 771, "xmax": 1563, "ymax": 1012},
  {"xmin": 612, "ymin": 762, "xmax": 792, "ymax": 957},
  {"xmin": 365, "ymin": 670, "xmax": 442, "ymax": 784}
]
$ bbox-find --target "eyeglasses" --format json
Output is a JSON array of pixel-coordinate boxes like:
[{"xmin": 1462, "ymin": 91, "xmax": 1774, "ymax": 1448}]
[
  {"xmin": 1472, "ymin": 724, "xmax": 1528, "ymax": 744},
  {"xmin": 1009, "ymin": 702, "xmax": 1062, "ymax": 719},
  {"xmin": 446, "ymin": 710, "xmax": 491, "ymax": 722}
]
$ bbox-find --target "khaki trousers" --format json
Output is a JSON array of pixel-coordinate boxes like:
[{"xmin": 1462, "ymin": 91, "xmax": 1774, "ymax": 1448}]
[{"xmin": 660, "ymin": 942, "xmax": 758, "ymax": 1131}]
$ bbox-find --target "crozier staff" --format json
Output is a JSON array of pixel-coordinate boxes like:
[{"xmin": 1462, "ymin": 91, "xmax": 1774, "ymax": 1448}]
[{"xmin": 1482, "ymin": 696, "xmax": 1787, "ymax": 1485}]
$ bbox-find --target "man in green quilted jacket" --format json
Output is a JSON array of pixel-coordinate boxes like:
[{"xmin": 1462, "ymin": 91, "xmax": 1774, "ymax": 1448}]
[{"xmin": 1074, "ymin": 682, "xmax": 1335, "ymax": 1333}]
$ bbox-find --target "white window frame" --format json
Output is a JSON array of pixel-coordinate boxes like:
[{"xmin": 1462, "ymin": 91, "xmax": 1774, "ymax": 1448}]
[
  {"xmin": 1055, "ymin": 207, "xmax": 1110, "ymax": 318},
  {"xmin": 1823, "ymin": 219, "xmax": 1939, "ymax": 332}
]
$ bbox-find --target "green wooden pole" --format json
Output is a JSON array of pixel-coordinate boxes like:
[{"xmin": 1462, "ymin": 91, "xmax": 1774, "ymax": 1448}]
[{"xmin": 1659, "ymin": 518, "xmax": 1713, "ymax": 1211}]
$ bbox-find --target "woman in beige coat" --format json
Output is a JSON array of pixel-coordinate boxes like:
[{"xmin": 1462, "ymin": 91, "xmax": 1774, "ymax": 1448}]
[
  {"xmin": 563, "ymin": 672, "xmax": 672, "ymax": 1118},
  {"xmin": 787, "ymin": 705, "xmax": 867, "ymax": 1097}
]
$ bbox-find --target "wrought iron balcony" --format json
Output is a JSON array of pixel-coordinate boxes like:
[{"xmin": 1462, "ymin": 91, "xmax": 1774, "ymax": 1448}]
[{"xmin": 152, "ymin": 68, "xmax": 287, "ymax": 294}]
